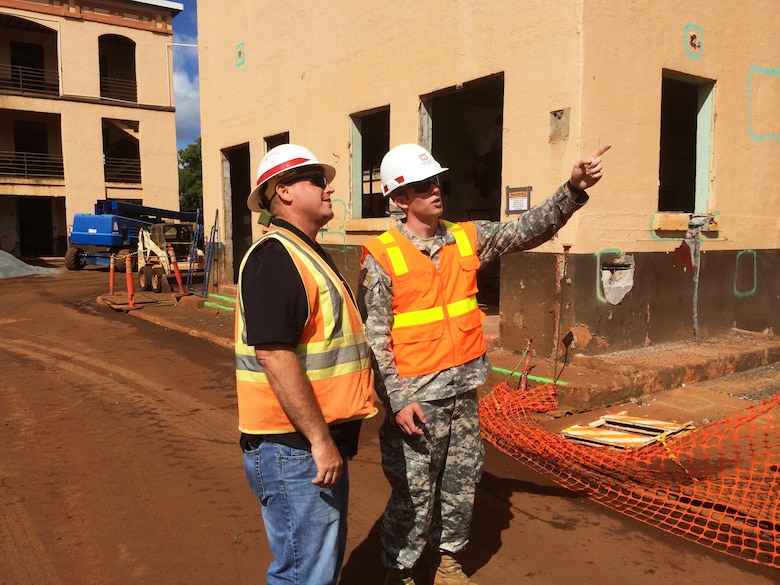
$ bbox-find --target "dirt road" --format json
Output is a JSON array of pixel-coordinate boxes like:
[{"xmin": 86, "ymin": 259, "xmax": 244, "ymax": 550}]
[{"xmin": 1, "ymin": 265, "xmax": 777, "ymax": 584}]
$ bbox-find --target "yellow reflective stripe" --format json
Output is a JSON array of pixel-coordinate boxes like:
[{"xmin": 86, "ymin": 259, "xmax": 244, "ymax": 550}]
[
  {"xmin": 447, "ymin": 295, "xmax": 478, "ymax": 317},
  {"xmin": 378, "ymin": 231, "xmax": 396, "ymax": 244},
  {"xmin": 445, "ymin": 222, "xmax": 474, "ymax": 258},
  {"xmin": 377, "ymin": 230, "xmax": 409, "ymax": 276},
  {"xmin": 237, "ymin": 369, "xmax": 268, "ymax": 383},
  {"xmin": 303, "ymin": 358, "xmax": 372, "ymax": 381},
  {"xmin": 386, "ymin": 246, "xmax": 409, "ymax": 276},
  {"xmin": 394, "ymin": 306, "xmax": 444, "ymax": 328},
  {"xmin": 392, "ymin": 295, "xmax": 479, "ymax": 328},
  {"xmin": 287, "ymin": 241, "xmax": 338, "ymax": 334}
]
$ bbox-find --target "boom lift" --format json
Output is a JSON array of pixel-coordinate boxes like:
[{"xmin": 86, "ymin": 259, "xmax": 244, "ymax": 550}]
[{"xmin": 66, "ymin": 200, "xmax": 202, "ymax": 272}]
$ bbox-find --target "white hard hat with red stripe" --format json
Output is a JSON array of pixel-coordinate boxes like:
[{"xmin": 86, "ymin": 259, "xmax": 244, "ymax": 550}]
[
  {"xmin": 379, "ymin": 143, "xmax": 448, "ymax": 198},
  {"xmin": 247, "ymin": 144, "xmax": 336, "ymax": 212}
]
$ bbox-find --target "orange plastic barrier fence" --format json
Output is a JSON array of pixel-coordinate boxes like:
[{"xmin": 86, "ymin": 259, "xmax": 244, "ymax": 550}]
[{"xmin": 479, "ymin": 381, "xmax": 780, "ymax": 570}]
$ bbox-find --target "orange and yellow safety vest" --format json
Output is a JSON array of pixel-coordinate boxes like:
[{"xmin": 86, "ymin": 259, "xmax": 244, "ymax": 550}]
[
  {"xmin": 235, "ymin": 227, "xmax": 376, "ymax": 434},
  {"xmin": 362, "ymin": 221, "xmax": 486, "ymax": 377}
]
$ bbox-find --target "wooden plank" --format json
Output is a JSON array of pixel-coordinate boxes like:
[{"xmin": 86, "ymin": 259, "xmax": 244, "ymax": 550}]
[{"xmin": 561, "ymin": 415, "xmax": 695, "ymax": 448}]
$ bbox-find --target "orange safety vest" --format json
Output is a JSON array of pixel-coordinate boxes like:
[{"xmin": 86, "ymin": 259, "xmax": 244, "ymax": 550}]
[
  {"xmin": 362, "ymin": 221, "xmax": 486, "ymax": 377},
  {"xmin": 235, "ymin": 227, "xmax": 377, "ymax": 434}
]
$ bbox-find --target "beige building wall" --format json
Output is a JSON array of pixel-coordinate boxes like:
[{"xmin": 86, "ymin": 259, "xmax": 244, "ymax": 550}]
[
  {"xmin": 200, "ymin": 0, "xmax": 779, "ymax": 256},
  {"xmin": 573, "ymin": 3, "xmax": 780, "ymax": 253},
  {"xmin": 0, "ymin": 0, "xmax": 182, "ymax": 256},
  {"xmin": 199, "ymin": 0, "xmax": 779, "ymax": 352}
]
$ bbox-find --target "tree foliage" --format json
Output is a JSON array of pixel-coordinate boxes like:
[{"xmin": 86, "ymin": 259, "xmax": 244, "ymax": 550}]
[{"xmin": 178, "ymin": 138, "xmax": 202, "ymax": 212}]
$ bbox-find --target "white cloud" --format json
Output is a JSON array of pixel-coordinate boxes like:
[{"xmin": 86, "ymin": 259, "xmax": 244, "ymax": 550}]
[
  {"xmin": 173, "ymin": 67, "xmax": 200, "ymax": 150},
  {"xmin": 171, "ymin": 0, "xmax": 200, "ymax": 151}
]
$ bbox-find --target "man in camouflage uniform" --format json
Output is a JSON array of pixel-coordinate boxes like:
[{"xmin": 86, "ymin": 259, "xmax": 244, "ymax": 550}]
[{"xmin": 360, "ymin": 143, "xmax": 611, "ymax": 585}]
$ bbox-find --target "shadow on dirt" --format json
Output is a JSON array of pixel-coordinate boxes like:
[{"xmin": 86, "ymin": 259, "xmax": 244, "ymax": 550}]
[{"xmin": 339, "ymin": 472, "xmax": 579, "ymax": 584}]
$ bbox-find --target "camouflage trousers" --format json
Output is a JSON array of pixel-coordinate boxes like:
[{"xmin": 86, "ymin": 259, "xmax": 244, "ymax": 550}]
[{"xmin": 380, "ymin": 389, "xmax": 485, "ymax": 570}]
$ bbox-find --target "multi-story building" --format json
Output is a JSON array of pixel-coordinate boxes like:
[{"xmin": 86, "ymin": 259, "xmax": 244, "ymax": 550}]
[
  {"xmin": 0, "ymin": 0, "xmax": 183, "ymax": 258},
  {"xmin": 197, "ymin": 1, "xmax": 780, "ymax": 355}
]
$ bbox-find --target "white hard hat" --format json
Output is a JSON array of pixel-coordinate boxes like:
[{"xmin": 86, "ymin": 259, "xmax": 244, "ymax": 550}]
[
  {"xmin": 247, "ymin": 144, "xmax": 336, "ymax": 212},
  {"xmin": 380, "ymin": 144, "xmax": 448, "ymax": 197}
]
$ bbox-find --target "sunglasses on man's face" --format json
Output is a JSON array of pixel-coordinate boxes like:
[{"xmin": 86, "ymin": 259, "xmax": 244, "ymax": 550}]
[
  {"xmin": 407, "ymin": 176, "xmax": 440, "ymax": 194},
  {"xmin": 283, "ymin": 172, "xmax": 329, "ymax": 189}
]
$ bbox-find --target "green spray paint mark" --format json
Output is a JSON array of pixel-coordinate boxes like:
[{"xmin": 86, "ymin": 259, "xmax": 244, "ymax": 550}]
[
  {"xmin": 595, "ymin": 248, "xmax": 623, "ymax": 303},
  {"xmin": 236, "ymin": 43, "xmax": 245, "ymax": 67},
  {"xmin": 748, "ymin": 66, "xmax": 780, "ymax": 141},
  {"xmin": 685, "ymin": 24, "xmax": 703, "ymax": 60},
  {"xmin": 734, "ymin": 250, "xmax": 757, "ymax": 298},
  {"xmin": 319, "ymin": 198, "xmax": 362, "ymax": 272}
]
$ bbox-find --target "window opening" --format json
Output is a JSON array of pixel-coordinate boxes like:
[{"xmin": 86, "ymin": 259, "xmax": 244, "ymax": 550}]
[
  {"xmin": 265, "ymin": 132, "xmax": 289, "ymax": 153},
  {"xmin": 102, "ymin": 119, "xmax": 141, "ymax": 183},
  {"xmin": 658, "ymin": 73, "xmax": 715, "ymax": 213},
  {"xmin": 99, "ymin": 35, "xmax": 137, "ymax": 102},
  {"xmin": 350, "ymin": 108, "xmax": 389, "ymax": 218}
]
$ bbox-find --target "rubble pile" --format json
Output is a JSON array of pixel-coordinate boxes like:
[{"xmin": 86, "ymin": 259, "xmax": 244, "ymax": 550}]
[{"xmin": 0, "ymin": 250, "xmax": 61, "ymax": 279}]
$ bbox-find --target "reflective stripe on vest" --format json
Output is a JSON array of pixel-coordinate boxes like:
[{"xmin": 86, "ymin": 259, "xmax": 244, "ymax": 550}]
[{"xmin": 235, "ymin": 227, "xmax": 376, "ymax": 433}]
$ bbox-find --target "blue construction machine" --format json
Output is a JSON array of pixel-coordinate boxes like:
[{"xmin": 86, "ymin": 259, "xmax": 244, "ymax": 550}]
[{"xmin": 66, "ymin": 200, "xmax": 202, "ymax": 273}]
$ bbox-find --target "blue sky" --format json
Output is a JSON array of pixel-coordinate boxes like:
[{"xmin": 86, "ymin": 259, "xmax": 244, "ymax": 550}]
[{"xmin": 171, "ymin": 0, "xmax": 200, "ymax": 152}]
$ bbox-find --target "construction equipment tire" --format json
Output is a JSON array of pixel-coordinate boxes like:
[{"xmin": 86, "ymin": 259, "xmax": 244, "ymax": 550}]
[
  {"xmin": 138, "ymin": 266, "xmax": 153, "ymax": 291},
  {"xmin": 151, "ymin": 268, "xmax": 165, "ymax": 293},
  {"xmin": 64, "ymin": 247, "xmax": 84, "ymax": 271},
  {"xmin": 115, "ymin": 249, "xmax": 134, "ymax": 273}
]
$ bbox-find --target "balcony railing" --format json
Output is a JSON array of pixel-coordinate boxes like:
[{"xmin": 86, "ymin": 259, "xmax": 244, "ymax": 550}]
[
  {"xmin": 104, "ymin": 156, "xmax": 141, "ymax": 184},
  {"xmin": 0, "ymin": 64, "xmax": 59, "ymax": 95},
  {"xmin": 100, "ymin": 76, "xmax": 137, "ymax": 102},
  {"xmin": 0, "ymin": 151, "xmax": 64, "ymax": 179}
]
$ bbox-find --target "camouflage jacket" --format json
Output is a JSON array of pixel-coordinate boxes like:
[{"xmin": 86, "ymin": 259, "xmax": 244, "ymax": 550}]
[{"xmin": 361, "ymin": 182, "xmax": 588, "ymax": 413}]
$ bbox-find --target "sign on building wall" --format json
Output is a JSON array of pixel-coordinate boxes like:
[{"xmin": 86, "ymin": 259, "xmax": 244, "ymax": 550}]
[{"xmin": 505, "ymin": 186, "xmax": 532, "ymax": 214}]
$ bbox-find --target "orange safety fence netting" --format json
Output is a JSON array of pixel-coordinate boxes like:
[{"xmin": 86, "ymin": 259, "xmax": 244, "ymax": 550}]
[{"xmin": 479, "ymin": 380, "xmax": 780, "ymax": 570}]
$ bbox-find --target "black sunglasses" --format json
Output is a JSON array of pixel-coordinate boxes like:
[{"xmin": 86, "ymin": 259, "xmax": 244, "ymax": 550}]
[
  {"xmin": 282, "ymin": 172, "xmax": 329, "ymax": 189},
  {"xmin": 407, "ymin": 175, "xmax": 440, "ymax": 194}
]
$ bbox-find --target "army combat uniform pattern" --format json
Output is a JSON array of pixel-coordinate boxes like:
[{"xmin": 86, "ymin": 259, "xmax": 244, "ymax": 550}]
[{"xmin": 360, "ymin": 183, "xmax": 588, "ymax": 570}]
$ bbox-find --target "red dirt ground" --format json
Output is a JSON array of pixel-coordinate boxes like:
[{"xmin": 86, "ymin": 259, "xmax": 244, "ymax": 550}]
[{"xmin": 1, "ymin": 263, "xmax": 777, "ymax": 584}]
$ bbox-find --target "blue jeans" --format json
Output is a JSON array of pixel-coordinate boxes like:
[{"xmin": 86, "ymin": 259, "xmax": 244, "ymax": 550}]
[{"xmin": 243, "ymin": 441, "xmax": 349, "ymax": 585}]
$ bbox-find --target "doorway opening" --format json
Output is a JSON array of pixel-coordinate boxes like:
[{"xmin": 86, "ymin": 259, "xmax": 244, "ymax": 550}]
[
  {"xmin": 222, "ymin": 143, "xmax": 251, "ymax": 283},
  {"xmin": 18, "ymin": 196, "xmax": 65, "ymax": 256},
  {"xmin": 422, "ymin": 73, "xmax": 504, "ymax": 310}
]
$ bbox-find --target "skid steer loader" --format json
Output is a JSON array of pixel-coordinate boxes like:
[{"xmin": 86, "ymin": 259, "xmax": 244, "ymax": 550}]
[{"xmin": 136, "ymin": 222, "xmax": 205, "ymax": 293}]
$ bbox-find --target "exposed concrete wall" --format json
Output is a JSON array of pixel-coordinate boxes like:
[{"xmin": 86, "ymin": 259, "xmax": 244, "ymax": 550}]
[
  {"xmin": 324, "ymin": 243, "xmax": 780, "ymax": 356},
  {"xmin": 499, "ymin": 249, "xmax": 780, "ymax": 356}
]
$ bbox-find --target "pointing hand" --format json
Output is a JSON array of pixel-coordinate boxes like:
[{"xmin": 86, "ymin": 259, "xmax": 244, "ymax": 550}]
[{"xmin": 570, "ymin": 144, "xmax": 612, "ymax": 191}]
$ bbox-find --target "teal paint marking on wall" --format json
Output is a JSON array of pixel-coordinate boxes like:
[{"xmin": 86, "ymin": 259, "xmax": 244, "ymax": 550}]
[
  {"xmin": 236, "ymin": 43, "xmax": 245, "ymax": 67},
  {"xmin": 319, "ymin": 198, "xmax": 362, "ymax": 272},
  {"xmin": 648, "ymin": 213, "xmax": 680, "ymax": 241},
  {"xmin": 595, "ymin": 248, "xmax": 623, "ymax": 303},
  {"xmin": 734, "ymin": 250, "xmax": 757, "ymax": 298},
  {"xmin": 748, "ymin": 66, "xmax": 780, "ymax": 141},
  {"xmin": 685, "ymin": 24, "xmax": 703, "ymax": 60}
]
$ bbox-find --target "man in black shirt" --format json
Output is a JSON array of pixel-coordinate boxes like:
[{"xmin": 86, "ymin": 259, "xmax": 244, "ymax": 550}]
[{"xmin": 235, "ymin": 144, "xmax": 377, "ymax": 585}]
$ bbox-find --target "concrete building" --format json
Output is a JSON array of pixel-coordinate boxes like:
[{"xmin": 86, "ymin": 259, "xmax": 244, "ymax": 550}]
[
  {"xmin": 198, "ymin": 1, "xmax": 780, "ymax": 356},
  {"xmin": 0, "ymin": 0, "xmax": 183, "ymax": 258}
]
